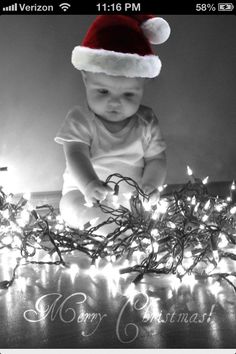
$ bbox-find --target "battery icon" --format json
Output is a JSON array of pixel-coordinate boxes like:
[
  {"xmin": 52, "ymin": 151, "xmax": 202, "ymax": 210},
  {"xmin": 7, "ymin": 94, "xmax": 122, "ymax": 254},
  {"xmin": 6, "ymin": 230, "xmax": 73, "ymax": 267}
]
[{"xmin": 218, "ymin": 3, "xmax": 234, "ymax": 10}]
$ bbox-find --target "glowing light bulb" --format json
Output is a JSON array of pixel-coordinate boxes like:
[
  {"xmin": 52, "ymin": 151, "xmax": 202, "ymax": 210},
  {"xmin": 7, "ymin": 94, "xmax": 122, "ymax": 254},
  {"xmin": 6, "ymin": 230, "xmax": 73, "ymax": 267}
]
[
  {"xmin": 89, "ymin": 264, "xmax": 99, "ymax": 278},
  {"xmin": 184, "ymin": 250, "xmax": 192, "ymax": 258},
  {"xmin": 84, "ymin": 201, "xmax": 93, "ymax": 208},
  {"xmin": 104, "ymin": 265, "xmax": 120, "ymax": 298},
  {"xmin": 23, "ymin": 191, "xmax": 31, "ymax": 200},
  {"xmin": 153, "ymin": 242, "xmax": 159, "ymax": 253},
  {"xmin": 134, "ymin": 250, "xmax": 142, "ymax": 263},
  {"xmin": 90, "ymin": 217, "xmax": 99, "ymax": 227},
  {"xmin": 194, "ymin": 202, "xmax": 200, "ymax": 212},
  {"xmin": 123, "ymin": 192, "xmax": 132, "ymax": 200},
  {"xmin": 55, "ymin": 223, "xmax": 64, "ymax": 231},
  {"xmin": 123, "ymin": 259, "xmax": 129, "ymax": 268},
  {"xmin": 182, "ymin": 273, "xmax": 197, "ymax": 291},
  {"xmin": 204, "ymin": 200, "xmax": 211, "ymax": 210},
  {"xmin": 27, "ymin": 203, "xmax": 34, "ymax": 211},
  {"xmin": 151, "ymin": 229, "xmax": 159, "ymax": 237},
  {"xmin": 177, "ymin": 265, "xmax": 185, "ymax": 276},
  {"xmin": 42, "ymin": 254, "xmax": 51, "ymax": 262},
  {"xmin": 158, "ymin": 184, "xmax": 167, "ymax": 192},
  {"xmin": 187, "ymin": 165, "xmax": 193, "ymax": 176},
  {"xmin": 112, "ymin": 195, "xmax": 120, "ymax": 209},
  {"xmin": 78, "ymin": 222, "xmax": 84, "ymax": 231},
  {"xmin": 171, "ymin": 275, "xmax": 181, "ymax": 291},
  {"xmin": 103, "ymin": 263, "xmax": 119, "ymax": 281},
  {"xmin": 215, "ymin": 204, "xmax": 224, "ymax": 212},
  {"xmin": 6, "ymin": 194, "xmax": 13, "ymax": 203},
  {"xmin": 208, "ymin": 281, "xmax": 222, "ymax": 297},
  {"xmin": 202, "ymin": 176, "xmax": 209, "ymax": 185},
  {"xmin": 56, "ymin": 215, "xmax": 64, "ymax": 223},
  {"xmin": 143, "ymin": 200, "xmax": 152, "ymax": 211},
  {"xmin": 231, "ymin": 181, "xmax": 236, "ymax": 190},
  {"xmin": 2, "ymin": 235, "xmax": 13, "ymax": 245},
  {"xmin": 66, "ymin": 263, "xmax": 80, "ymax": 283},
  {"xmin": 110, "ymin": 255, "xmax": 116, "ymax": 263},
  {"xmin": 16, "ymin": 276, "xmax": 27, "ymax": 291},
  {"xmin": 13, "ymin": 236, "xmax": 22, "ymax": 247},
  {"xmin": 94, "ymin": 258, "xmax": 100, "ymax": 268},
  {"xmin": 10, "ymin": 221, "xmax": 21, "ymax": 232},
  {"xmin": 191, "ymin": 196, "xmax": 197, "ymax": 205},
  {"xmin": 218, "ymin": 233, "xmax": 228, "ymax": 248},
  {"xmin": 87, "ymin": 244, "xmax": 94, "ymax": 250},
  {"xmin": 202, "ymin": 215, "xmax": 209, "ymax": 222},
  {"xmin": 2, "ymin": 209, "xmax": 10, "ymax": 219},
  {"xmin": 17, "ymin": 210, "xmax": 30, "ymax": 226},
  {"xmin": 152, "ymin": 210, "xmax": 159, "ymax": 220},
  {"xmin": 70, "ymin": 263, "xmax": 79, "ymax": 273},
  {"xmin": 230, "ymin": 206, "xmax": 236, "ymax": 214},
  {"xmin": 206, "ymin": 262, "xmax": 215, "ymax": 274},
  {"xmin": 168, "ymin": 221, "xmax": 176, "ymax": 229},
  {"xmin": 166, "ymin": 256, "xmax": 173, "ymax": 268},
  {"xmin": 131, "ymin": 241, "xmax": 138, "ymax": 248},
  {"xmin": 124, "ymin": 283, "xmax": 137, "ymax": 301},
  {"xmin": 107, "ymin": 240, "xmax": 114, "ymax": 248},
  {"xmin": 156, "ymin": 199, "xmax": 168, "ymax": 214},
  {"xmin": 213, "ymin": 250, "xmax": 219, "ymax": 263},
  {"xmin": 167, "ymin": 289, "xmax": 173, "ymax": 299}
]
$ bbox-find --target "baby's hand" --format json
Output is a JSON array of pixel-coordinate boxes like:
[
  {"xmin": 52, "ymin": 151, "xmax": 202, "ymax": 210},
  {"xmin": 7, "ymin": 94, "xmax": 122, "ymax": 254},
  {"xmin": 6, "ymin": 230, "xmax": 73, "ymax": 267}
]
[
  {"xmin": 142, "ymin": 184, "xmax": 160, "ymax": 205},
  {"xmin": 84, "ymin": 179, "xmax": 113, "ymax": 205}
]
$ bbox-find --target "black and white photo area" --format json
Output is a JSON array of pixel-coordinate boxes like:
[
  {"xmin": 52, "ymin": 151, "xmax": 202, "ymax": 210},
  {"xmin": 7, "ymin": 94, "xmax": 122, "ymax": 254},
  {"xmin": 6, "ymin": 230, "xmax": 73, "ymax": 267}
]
[{"xmin": 0, "ymin": 14, "xmax": 235, "ymax": 349}]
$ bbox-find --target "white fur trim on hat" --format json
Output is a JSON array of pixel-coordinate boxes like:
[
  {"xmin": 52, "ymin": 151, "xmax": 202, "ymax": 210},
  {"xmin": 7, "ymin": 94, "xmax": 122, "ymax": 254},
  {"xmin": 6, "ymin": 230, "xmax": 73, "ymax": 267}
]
[
  {"xmin": 71, "ymin": 46, "xmax": 162, "ymax": 78},
  {"xmin": 141, "ymin": 17, "xmax": 171, "ymax": 44}
]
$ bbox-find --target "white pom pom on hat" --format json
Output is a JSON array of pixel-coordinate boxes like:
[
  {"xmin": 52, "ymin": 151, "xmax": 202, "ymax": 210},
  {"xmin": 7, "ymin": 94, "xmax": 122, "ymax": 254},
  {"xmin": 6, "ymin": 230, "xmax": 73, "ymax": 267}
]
[
  {"xmin": 71, "ymin": 15, "xmax": 171, "ymax": 78},
  {"xmin": 141, "ymin": 17, "xmax": 171, "ymax": 44}
]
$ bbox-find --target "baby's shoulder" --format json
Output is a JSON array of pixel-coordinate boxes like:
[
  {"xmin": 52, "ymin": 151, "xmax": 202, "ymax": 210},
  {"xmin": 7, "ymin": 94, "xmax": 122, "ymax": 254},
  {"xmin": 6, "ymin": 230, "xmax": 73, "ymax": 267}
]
[
  {"xmin": 137, "ymin": 105, "xmax": 156, "ymax": 125},
  {"xmin": 67, "ymin": 105, "xmax": 90, "ymax": 120},
  {"xmin": 66, "ymin": 104, "xmax": 94, "ymax": 129}
]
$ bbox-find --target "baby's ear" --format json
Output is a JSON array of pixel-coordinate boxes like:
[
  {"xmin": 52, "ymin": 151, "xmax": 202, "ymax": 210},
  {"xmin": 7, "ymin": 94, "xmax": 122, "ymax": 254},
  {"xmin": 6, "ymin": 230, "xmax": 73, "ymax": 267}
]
[{"xmin": 81, "ymin": 70, "xmax": 87, "ymax": 84}]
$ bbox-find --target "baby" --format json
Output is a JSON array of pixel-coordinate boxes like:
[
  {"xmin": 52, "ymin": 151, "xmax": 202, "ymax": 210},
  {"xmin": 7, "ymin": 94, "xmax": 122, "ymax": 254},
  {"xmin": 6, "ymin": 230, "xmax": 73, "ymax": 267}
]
[{"xmin": 55, "ymin": 15, "xmax": 171, "ymax": 229}]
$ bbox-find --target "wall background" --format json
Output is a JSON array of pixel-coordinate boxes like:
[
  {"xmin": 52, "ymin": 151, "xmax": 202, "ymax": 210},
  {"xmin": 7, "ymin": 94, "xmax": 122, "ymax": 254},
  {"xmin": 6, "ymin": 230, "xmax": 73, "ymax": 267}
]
[{"xmin": 0, "ymin": 15, "xmax": 235, "ymax": 193}]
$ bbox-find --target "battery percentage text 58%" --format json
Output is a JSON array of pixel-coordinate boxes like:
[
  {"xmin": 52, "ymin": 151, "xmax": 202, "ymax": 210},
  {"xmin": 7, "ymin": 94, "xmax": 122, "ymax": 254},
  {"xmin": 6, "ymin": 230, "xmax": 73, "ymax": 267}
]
[{"xmin": 196, "ymin": 3, "xmax": 216, "ymax": 11}]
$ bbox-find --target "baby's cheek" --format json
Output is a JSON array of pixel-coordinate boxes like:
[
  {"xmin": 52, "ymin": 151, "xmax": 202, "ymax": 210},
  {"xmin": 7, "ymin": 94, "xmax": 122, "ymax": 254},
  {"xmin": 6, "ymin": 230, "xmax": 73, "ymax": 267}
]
[
  {"xmin": 89, "ymin": 96, "xmax": 106, "ymax": 112},
  {"xmin": 126, "ymin": 101, "xmax": 140, "ymax": 115},
  {"xmin": 97, "ymin": 101, "xmax": 107, "ymax": 114}
]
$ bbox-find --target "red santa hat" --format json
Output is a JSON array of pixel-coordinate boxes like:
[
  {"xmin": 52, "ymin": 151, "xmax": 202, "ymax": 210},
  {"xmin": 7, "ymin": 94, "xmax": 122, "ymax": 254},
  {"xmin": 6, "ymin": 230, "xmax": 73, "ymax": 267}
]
[{"xmin": 71, "ymin": 15, "xmax": 171, "ymax": 78}]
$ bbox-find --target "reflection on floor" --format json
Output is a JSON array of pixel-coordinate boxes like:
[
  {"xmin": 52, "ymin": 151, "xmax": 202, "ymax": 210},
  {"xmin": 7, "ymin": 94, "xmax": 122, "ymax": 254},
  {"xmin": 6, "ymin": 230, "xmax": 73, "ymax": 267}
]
[{"xmin": 0, "ymin": 247, "xmax": 236, "ymax": 348}]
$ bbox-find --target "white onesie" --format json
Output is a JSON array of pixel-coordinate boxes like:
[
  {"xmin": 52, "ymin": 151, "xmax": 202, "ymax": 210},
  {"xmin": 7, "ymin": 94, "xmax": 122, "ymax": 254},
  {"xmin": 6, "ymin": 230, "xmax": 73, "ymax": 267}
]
[{"xmin": 55, "ymin": 103, "xmax": 166, "ymax": 196}]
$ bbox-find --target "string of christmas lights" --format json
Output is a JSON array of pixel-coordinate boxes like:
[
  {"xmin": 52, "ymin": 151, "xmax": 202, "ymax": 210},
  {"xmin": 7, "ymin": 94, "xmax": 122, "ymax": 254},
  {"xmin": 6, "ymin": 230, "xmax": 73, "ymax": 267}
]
[{"xmin": 0, "ymin": 166, "xmax": 236, "ymax": 294}]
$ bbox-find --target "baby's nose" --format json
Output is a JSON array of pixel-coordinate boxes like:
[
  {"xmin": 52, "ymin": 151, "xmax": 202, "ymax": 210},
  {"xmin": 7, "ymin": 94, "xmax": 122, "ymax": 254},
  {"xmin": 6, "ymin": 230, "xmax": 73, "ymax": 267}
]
[{"xmin": 108, "ymin": 96, "xmax": 121, "ymax": 107}]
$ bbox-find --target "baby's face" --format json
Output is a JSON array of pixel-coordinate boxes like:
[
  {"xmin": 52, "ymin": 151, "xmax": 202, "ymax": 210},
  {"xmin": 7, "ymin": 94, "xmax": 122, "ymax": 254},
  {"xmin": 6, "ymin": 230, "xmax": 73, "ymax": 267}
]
[{"xmin": 82, "ymin": 72, "xmax": 145, "ymax": 122}]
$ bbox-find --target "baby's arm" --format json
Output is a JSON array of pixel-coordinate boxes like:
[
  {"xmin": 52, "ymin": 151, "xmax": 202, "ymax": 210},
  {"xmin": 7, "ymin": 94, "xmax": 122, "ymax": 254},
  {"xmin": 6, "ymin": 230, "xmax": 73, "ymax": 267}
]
[
  {"xmin": 63, "ymin": 142, "xmax": 112, "ymax": 204},
  {"xmin": 141, "ymin": 151, "xmax": 167, "ymax": 202}
]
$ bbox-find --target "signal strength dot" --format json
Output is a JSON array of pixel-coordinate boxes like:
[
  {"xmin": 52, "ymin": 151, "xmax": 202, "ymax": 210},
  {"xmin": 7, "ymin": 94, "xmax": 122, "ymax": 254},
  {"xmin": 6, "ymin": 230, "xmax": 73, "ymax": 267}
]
[{"xmin": 59, "ymin": 3, "xmax": 71, "ymax": 12}]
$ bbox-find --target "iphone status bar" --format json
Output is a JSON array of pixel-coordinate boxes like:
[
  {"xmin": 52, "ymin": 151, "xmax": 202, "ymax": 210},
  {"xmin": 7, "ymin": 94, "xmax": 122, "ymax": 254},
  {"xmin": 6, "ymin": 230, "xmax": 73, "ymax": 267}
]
[{"xmin": 0, "ymin": 0, "xmax": 235, "ymax": 15}]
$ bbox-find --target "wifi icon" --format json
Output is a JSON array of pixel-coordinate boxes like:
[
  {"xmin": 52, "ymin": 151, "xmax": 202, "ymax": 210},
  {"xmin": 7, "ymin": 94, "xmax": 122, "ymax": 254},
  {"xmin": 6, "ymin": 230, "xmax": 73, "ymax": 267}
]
[{"xmin": 59, "ymin": 3, "xmax": 71, "ymax": 12}]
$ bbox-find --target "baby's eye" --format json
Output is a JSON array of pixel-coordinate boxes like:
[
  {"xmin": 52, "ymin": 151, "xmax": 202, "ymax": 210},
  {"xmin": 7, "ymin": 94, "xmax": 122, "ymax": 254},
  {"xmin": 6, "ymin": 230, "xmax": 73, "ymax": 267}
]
[
  {"xmin": 124, "ymin": 92, "xmax": 135, "ymax": 98},
  {"xmin": 98, "ymin": 89, "xmax": 108, "ymax": 95}
]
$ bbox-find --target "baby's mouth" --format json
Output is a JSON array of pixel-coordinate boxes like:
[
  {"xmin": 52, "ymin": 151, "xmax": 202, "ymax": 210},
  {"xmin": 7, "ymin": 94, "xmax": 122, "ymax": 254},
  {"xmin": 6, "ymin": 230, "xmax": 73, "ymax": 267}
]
[{"xmin": 108, "ymin": 110, "xmax": 120, "ymax": 114}]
